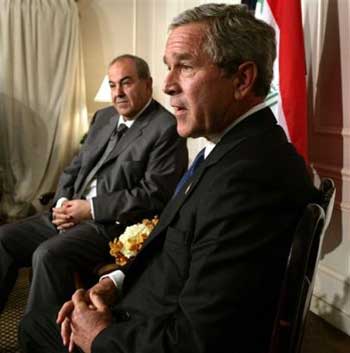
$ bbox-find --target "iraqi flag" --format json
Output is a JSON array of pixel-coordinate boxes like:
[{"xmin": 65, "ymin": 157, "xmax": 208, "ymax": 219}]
[{"xmin": 243, "ymin": 0, "xmax": 308, "ymax": 161}]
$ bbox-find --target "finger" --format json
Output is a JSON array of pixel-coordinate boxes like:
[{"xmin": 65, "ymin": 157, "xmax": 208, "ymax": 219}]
[
  {"xmin": 72, "ymin": 289, "xmax": 88, "ymax": 310},
  {"xmin": 52, "ymin": 219, "xmax": 66, "ymax": 226},
  {"xmin": 57, "ymin": 300, "xmax": 74, "ymax": 324},
  {"xmin": 53, "ymin": 215, "xmax": 72, "ymax": 225},
  {"xmin": 60, "ymin": 317, "xmax": 71, "ymax": 346},
  {"xmin": 90, "ymin": 292, "xmax": 108, "ymax": 311},
  {"xmin": 52, "ymin": 207, "xmax": 65, "ymax": 215},
  {"xmin": 58, "ymin": 222, "xmax": 75, "ymax": 230},
  {"xmin": 68, "ymin": 332, "xmax": 75, "ymax": 353},
  {"xmin": 64, "ymin": 201, "xmax": 74, "ymax": 208}
]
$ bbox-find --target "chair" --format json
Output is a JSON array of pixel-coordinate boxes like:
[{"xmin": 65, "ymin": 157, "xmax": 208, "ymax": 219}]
[
  {"xmin": 269, "ymin": 177, "xmax": 336, "ymax": 353},
  {"xmin": 38, "ymin": 191, "xmax": 55, "ymax": 206},
  {"xmin": 319, "ymin": 177, "xmax": 336, "ymax": 233}
]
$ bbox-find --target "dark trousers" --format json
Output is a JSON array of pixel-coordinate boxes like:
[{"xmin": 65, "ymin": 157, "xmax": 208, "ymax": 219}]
[
  {"xmin": 19, "ymin": 308, "xmax": 80, "ymax": 353},
  {"xmin": 0, "ymin": 212, "xmax": 122, "ymax": 313}
]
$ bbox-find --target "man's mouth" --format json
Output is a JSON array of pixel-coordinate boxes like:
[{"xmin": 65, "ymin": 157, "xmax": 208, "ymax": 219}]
[
  {"xmin": 171, "ymin": 103, "xmax": 187, "ymax": 116},
  {"xmin": 174, "ymin": 107, "xmax": 186, "ymax": 113},
  {"xmin": 116, "ymin": 100, "xmax": 129, "ymax": 105}
]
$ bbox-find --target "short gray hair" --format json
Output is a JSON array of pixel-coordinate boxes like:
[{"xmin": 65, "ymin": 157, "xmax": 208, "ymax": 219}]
[
  {"xmin": 170, "ymin": 4, "xmax": 276, "ymax": 97},
  {"xmin": 109, "ymin": 54, "xmax": 151, "ymax": 80}
]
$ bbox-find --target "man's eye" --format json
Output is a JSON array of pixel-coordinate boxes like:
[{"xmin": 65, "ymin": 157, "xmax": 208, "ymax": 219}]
[
  {"xmin": 180, "ymin": 65, "xmax": 193, "ymax": 74},
  {"xmin": 182, "ymin": 65, "xmax": 192, "ymax": 71}
]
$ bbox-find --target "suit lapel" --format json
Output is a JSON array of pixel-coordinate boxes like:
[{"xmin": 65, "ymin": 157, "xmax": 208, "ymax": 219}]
[
  {"xmin": 75, "ymin": 112, "xmax": 118, "ymax": 191},
  {"xmin": 105, "ymin": 121, "xmax": 143, "ymax": 162},
  {"xmin": 136, "ymin": 107, "xmax": 277, "ymax": 252},
  {"xmin": 85, "ymin": 112, "xmax": 118, "ymax": 159},
  {"xmin": 103, "ymin": 101, "xmax": 157, "ymax": 164},
  {"xmin": 138, "ymin": 135, "xmax": 244, "ymax": 254}
]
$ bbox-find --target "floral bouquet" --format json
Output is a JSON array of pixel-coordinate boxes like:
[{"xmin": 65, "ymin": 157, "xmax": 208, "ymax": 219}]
[{"xmin": 109, "ymin": 216, "xmax": 159, "ymax": 266}]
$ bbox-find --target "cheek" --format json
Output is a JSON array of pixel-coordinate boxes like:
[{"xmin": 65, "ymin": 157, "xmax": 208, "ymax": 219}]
[{"xmin": 127, "ymin": 90, "xmax": 139, "ymax": 105}]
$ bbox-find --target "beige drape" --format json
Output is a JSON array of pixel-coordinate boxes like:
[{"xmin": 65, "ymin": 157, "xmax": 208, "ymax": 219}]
[{"xmin": 0, "ymin": 0, "xmax": 88, "ymax": 219}]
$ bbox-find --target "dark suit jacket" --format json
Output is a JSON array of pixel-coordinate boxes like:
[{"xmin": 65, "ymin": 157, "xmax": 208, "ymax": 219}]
[
  {"xmin": 53, "ymin": 100, "xmax": 188, "ymax": 224},
  {"xmin": 93, "ymin": 108, "xmax": 321, "ymax": 353}
]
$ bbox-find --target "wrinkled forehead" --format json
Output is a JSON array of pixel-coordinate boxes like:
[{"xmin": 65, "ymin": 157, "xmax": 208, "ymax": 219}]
[
  {"xmin": 108, "ymin": 59, "xmax": 138, "ymax": 80},
  {"xmin": 164, "ymin": 23, "xmax": 207, "ymax": 63}
]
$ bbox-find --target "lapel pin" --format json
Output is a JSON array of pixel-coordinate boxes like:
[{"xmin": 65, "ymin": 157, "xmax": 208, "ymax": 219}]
[{"xmin": 185, "ymin": 183, "xmax": 192, "ymax": 194}]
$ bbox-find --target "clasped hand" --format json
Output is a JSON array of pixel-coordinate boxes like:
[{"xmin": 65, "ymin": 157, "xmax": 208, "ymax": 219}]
[
  {"xmin": 56, "ymin": 278, "xmax": 116, "ymax": 353},
  {"xmin": 52, "ymin": 200, "xmax": 92, "ymax": 231}
]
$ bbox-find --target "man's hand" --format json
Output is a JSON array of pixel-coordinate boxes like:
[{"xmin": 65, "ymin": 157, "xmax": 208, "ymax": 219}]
[
  {"xmin": 52, "ymin": 200, "xmax": 92, "ymax": 231},
  {"xmin": 70, "ymin": 289, "xmax": 112, "ymax": 353},
  {"xmin": 88, "ymin": 277, "xmax": 118, "ymax": 307},
  {"xmin": 64, "ymin": 200, "xmax": 92, "ymax": 223},
  {"xmin": 57, "ymin": 278, "xmax": 118, "ymax": 351},
  {"xmin": 52, "ymin": 202, "xmax": 75, "ymax": 230}
]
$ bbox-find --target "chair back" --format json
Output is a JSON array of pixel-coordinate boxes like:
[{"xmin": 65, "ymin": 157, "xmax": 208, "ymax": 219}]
[
  {"xmin": 269, "ymin": 204, "xmax": 324, "ymax": 353},
  {"xmin": 319, "ymin": 177, "xmax": 336, "ymax": 234},
  {"xmin": 269, "ymin": 177, "xmax": 336, "ymax": 353}
]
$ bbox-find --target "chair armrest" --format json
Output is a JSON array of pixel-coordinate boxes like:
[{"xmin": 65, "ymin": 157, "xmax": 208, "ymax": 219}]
[{"xmin": 39, "ymin": 192, "xmax": 55, "ymax": 205}]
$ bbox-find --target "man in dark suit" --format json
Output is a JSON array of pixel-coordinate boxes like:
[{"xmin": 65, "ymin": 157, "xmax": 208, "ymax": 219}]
[
  {"xmin": 0, "ymin": 54, "xmax": 188, "ymax": 314},
  {"xmin": 19, "ymin": 4, "xmax": 321, "ymax": 353}
]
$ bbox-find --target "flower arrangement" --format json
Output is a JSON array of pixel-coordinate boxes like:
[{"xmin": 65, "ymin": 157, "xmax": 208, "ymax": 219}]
[{"xmin": 109, "ymin": 216, "xmax": 159, "ymax": 266}]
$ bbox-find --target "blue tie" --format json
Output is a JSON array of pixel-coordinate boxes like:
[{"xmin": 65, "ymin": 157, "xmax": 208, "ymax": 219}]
[{"xmin": 174, "ymin": 148, "xmax": 205, "ymax": 196}]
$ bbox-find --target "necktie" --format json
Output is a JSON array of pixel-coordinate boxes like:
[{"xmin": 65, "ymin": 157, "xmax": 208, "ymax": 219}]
[
  {"xmin": 113, "ymin": 123, "xmax": 128, "ymax": 140},
  {"xmin": 77, "ymin": 123, "xmax": 128, "ymax": 198},
  {"xmin": 174, "ymin": 148, "xmax": 205, "ymax": 196}
]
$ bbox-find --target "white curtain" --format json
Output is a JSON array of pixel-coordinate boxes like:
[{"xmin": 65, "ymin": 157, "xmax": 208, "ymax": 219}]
[{"xmin": 0, "ymin": 0, "xmax": 88, "ymax": 219}]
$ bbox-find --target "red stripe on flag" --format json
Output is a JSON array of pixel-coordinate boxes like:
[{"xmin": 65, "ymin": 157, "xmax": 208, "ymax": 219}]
[{"xmin": 267, "ymin": 0, "xmax": 308, "ymax": 160}]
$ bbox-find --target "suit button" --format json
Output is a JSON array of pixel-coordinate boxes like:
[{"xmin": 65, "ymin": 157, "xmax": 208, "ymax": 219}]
[
  {"xmin": 121, "ymin": 311, "xmax": 131, "ymax": 321},
  {"xmin": 111, "ymin": 308, "xmax": 131, "ymax": 321}
]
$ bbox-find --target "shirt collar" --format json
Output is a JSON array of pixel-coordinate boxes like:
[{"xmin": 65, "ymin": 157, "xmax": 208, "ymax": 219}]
[
  {"xmin": 117, "ymin": 98, "xmax": 153, "ymax": 128},
  {"xmin": 203, "ymin": 101, "xmax": 267, "ymax": 158}
]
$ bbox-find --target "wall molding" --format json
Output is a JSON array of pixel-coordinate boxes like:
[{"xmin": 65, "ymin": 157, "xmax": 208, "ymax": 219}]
[
  {"xmin": 312, "ymin": 162, "xmax": 350, "ymax": 180},
  {"xmin": 311, "ymin": 264, "xmax": 350, "ymax": 335},
  {"xmin": 314, "ymin": 126, "xmax": 350, "ymax": 137},
  {"xmin": 317, "ymin": 264, "xmax": 350, "ymax": 285},
  {"xmin": 311, "ymin": 295, "xmax": 350, "ymax": 336}
]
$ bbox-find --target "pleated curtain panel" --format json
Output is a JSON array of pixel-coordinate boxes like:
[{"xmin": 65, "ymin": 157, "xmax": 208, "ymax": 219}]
[{"xmin": 0, "ymin": 0, "xmax": 88, "ymax": 219}]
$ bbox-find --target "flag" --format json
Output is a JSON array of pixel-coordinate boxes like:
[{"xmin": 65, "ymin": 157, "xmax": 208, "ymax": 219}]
[
  {"xmin": 254, "ymin": 0, "xmax": 308, "ymax": 161},
  {"xmin": 241, "ymin": 0, "xmax": 257, "ymax": 11}
]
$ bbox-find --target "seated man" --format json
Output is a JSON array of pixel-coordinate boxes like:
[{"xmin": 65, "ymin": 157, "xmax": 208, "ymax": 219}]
[
  {"xmin": 0, "ymin": 54, "xmax": 188, "ymax": 314},
  {"xmin": 19, "ymin": 4, "xmax": 321, "ymax": 353}
]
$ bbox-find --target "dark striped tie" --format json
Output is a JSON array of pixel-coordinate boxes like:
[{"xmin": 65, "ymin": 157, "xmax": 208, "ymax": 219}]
[
  {"xmin": 174, "ymin": 148, "xmax": 205, "ymax": 196},
  {"xmin": 77, "ymin": 123, "xmax": 128, "ymax": 198}
]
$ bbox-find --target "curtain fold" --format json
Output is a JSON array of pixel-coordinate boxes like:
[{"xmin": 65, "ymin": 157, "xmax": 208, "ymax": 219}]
[{"xmin": 0, "ymin": 0, "xmax": 88, "ymax": 219}]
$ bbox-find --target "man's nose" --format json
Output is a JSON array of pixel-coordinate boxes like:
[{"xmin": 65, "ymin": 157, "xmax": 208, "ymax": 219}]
[
  {"xmin": 114, "ymin": 84, "xmax": 125, "ymax": 98},
  {"xmin": 163, "ymin": 70, "xmax": 179, "ymax": 96}
]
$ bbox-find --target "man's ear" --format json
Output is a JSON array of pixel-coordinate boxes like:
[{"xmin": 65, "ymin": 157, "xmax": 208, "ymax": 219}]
[{"xmin": 232, "ymin": 62, "xmax": 258, "ymax": 100}]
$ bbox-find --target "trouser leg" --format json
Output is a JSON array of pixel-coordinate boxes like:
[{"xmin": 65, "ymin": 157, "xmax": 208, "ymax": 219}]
[
  {"xmin": 0, "ymin": 241, "xmax": 17, "ymax": 313},
  {"xmin": 0, "ymin": 213, "xmax": 56, "ymax": 313},
  {"xmin": 26, "ymin": 222, "xmax": 122, "ymax": 313},
  {"xmin": 19, "ymin": 308, "xmax": 76, "ymax": 353}
]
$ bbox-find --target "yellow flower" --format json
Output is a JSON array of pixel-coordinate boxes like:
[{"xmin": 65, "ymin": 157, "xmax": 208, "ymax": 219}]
[{"xmin": 109, "ymin": 216, "xmax": 159, "ymax": 266}]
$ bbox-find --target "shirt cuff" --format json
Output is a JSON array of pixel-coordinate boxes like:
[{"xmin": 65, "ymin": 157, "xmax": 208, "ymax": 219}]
[
  {"xmin": 55, "ymin": 197, "xmax": 68, "ymax": 208},
  {"xmin": 100, "ymin": 269, "xmax": 125, "ymax": 290}
]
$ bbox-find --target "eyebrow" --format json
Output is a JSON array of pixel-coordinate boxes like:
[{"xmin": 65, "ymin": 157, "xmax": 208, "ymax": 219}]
[
  {"xmin": 109, "ymin": 76, "xmax": 133, "ymax": 85},
  {"xmin": 163, "ymin": 52, "xmax": 193, "ymax": 65}
]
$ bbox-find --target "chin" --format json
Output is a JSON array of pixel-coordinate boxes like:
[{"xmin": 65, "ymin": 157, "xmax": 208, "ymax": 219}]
[{"xmin": 176, "ymin": 126, "xmax": 190, "ymax": 138}]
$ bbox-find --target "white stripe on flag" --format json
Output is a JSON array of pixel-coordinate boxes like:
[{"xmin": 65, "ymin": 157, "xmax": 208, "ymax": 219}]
[{"xmin": 255, "ymin": 0, "xmax": 308, "ymax": 161}]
